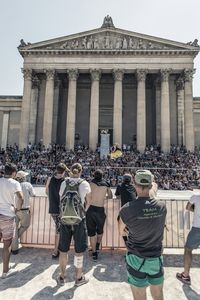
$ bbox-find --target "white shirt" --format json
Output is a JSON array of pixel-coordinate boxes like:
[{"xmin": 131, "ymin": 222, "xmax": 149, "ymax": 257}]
[
  {"xmin": 0, "ymin": 177, "xmax": 22, "ymax": 217},
  {"xmin": 190, "ymin": 193, "xmax": 200, "ymax": 228},
  {"xmin": 17, "ymin": 181, "xmax": 35, "ymax": 208},
  {"xmin": 59, "ymin": 177, "xmax": 91, "ymax": 205}
]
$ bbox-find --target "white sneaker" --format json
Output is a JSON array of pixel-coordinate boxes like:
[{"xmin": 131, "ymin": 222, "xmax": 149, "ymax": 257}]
[{"xmin": 1, "ymin": 269, "xmax": 18, "ymax": 279}]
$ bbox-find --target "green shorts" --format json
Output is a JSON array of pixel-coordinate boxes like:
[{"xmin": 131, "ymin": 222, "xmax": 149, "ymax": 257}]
[{"xmin": 126, "ymin": 253, "xmax": 164, "ymax": 288}]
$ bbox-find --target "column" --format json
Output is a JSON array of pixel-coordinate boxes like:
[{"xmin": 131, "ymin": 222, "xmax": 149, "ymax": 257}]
[
  {"xmin": 43, "ymin": 69, "xmax": 55, "ymax": 146},
  {"xmin": 89, "ymin": 69, "xmax": 101, "ymax": 151},
  {"xmin": 136, "ymin": 69, "xmax": 147, "ymax": 152},
  {"xmin": 52, "ymin": 76, "xmax": 61, "ymax": 143},
  {"xmin": 1, "ymin": 112, "xmax": 10, "ymax": 149},
  {"xmin": 66, "ymin": 69, "xmax": 78, "ymax": 149},
  {"xmin": 19, "ymin": 68, "xmax": 32, "ymax": 149},
  {"xmin": 155, "ymin": 78, "xmax": 161, "ymax": 145},
  {"xmin": 183, "ymin": 69, "xmax": 195, "ymax": 151},
  {"xmin": 29, "ymin": 76, "xmax": 40, "ymax": 144},
  {"xmin": 176, "ymin": 77, "xmax": 185, "ymax": 146},
  {"xmin": 113, "ymin": 69, "xmax": 124, "ymax": 147},
  {"xmin": 160, "ymin": 69, "xmax": 171, "ymax": 152}
]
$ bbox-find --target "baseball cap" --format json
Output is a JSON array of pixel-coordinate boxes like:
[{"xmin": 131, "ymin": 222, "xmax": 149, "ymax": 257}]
[
  {"xmin": 16, "ymin": 170, "xmax": 29, "ymax": 178},
  {"xmin": 134, "ymin": 170, "xmax": 153, "ymax": 186}
]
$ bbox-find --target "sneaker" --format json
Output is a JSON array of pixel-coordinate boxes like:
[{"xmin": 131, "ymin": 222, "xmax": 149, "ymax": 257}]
[
  {"xmin": 52, "ymin": 251, "xmax": 59, "ymax": 259},
  {"xmin": 75, "ymin": 275, "xmax": 89, "ymax": 287},
  {"xmin": 56, "ymin": 275, "xmax": 65, "ymax": 286},
  {"xmin": 1, "ymin": 269, "xmax": 18, "ymax": 279},
  {"xmin": 92, "ymin": 251, "xmax": 98, "ymax": 261},
  {"xmin": 176, "ymin": 272, "xmax": 191, "ymax": 285}
]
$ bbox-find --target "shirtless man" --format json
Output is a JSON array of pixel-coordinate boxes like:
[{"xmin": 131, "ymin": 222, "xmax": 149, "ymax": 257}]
[{"xmin": 86, "ymin": 169, "xmax": 112, "ymax": 260}]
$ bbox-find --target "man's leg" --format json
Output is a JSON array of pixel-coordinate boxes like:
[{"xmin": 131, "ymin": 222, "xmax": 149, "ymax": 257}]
[
  {"xmin": 53, "ymin": 233, "xmax": 60, "ymax": 255},
  {"xmin": 150, "ymin": 283, "xmax": 164, "ymax": 300},
  {"xmin": 130, "ymin": 285, "xmax": 147, "ymax": 300},
  {"xmin": 90, "ymin": 235, "xmax": 97, "ymax": 252},
  {"xmin": 96, "ymin": 233, "xmax": 103, "ymax": 250},
  {"xmin": 183, "ymin": 247, "xmax": 192, "ymax": 276},
  {"xmin": 74, "ymin": 252, "xmax": 84, "ymax": 279},
  {"xmin": 59, "ymin": 251, "xmax": 68, "ymax": 279},
  {"xmin": 18, "ymin": 211, "xmax": 30, "ymax": 237},
  {"xmin": 11, "ymin": 214, "xmax": 20, "ymax": 251},
  {"xmin": 3, "ymin": 239, "xmax": 12, "ymax": 273},
  {"xmin": 74, "ymin": 220, "xmax": 88, "ymax": 285}
]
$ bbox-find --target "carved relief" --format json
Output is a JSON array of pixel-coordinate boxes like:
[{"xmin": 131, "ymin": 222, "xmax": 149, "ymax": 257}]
[
  {"xmin": 22, "ymin": 68, "xmax": 32, "ymax": 80},
  {"xmin": 67, "ymin": 69, "xmax": 79, "ymax": 80},
  {"xmin": 183, "ymin": 69, "xmax": 195, "ymax": 82},
  {"xmin": 113, "ymin": 69, "xmax": 124, "ymax": 81},
  {"xmin": 90, "ymin": 69, "xmax": 101, "ymax": 81},
  {"xmin": 136, "ymin": 69, "xmax": 148, "ymax": 81},
  {"xmin": 56, "ymin": 33, "xmax": 173, "ymax": 51},
  {"xmin": 45, "ymin": 69, "xmax": 55, "ymax": 80},
  {"xmin": 160, "ymin": 69, "xmax": 171, "ymax": 82}
]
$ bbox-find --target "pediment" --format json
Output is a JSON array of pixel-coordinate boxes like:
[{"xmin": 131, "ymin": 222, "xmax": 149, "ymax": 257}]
[{"xmin": 18, "ymin": 27, "xmax": 200, "ymax": 54}]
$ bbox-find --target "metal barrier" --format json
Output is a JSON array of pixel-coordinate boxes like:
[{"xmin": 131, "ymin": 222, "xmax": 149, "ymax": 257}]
[{"xmin": 20, "ymin": 197, "xmax": 192, "ymax": 249}]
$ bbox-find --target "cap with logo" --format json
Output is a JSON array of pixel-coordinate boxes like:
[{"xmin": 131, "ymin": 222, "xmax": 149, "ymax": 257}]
[{"xmin": 134, "ymin": 170, "xmax": 153, "ymax": 186}]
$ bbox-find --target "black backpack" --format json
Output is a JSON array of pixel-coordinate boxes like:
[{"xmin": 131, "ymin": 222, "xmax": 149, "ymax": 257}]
[{"xmin": 60, "ymin": 178, "xmax": 85, "ymax": 225}]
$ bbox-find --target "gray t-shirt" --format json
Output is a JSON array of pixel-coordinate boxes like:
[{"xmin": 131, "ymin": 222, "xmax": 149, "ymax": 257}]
[{"xmin": 120, "ymin": 197, "xmax": 167, "ymax": 258}]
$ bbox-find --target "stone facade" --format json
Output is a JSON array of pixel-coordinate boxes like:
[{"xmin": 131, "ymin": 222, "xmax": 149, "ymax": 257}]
[{"xmin": 1, "ymin": 17, "xmax": 200, "ymax": 151}]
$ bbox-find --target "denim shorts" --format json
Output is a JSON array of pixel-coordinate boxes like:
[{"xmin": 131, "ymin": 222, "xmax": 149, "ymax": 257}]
[{"xmin": 185, "ymin": 227, "xmax": 200, "ymax": 250}]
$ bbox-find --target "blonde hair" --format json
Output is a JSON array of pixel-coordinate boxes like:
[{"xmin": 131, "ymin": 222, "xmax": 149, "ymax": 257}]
[{"xmin": 71, "ymin": 163, "xmax": 82, "ymax": 175}]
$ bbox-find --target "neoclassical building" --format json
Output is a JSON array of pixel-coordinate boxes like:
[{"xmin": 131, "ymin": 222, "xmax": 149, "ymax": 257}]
[{"xmin": 1, "ymin": 16, "xmax": 200, "ymax": 151}]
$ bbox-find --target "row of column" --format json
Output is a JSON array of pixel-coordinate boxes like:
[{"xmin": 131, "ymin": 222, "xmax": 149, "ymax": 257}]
[{"xmin": 19, "ymin": 68, "xmax": 195, "ymax": 152}]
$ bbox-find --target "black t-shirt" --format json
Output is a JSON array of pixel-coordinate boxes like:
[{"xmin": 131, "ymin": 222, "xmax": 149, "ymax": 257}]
[
  {"xmin": 120, "ymin": 197, "xmax": 167, "ymax": 258},
  {"xmin": 115, "ymin": 183, "xmax": 137, "ymax": 207},
  {"xmin": 48, "ymin": 176, "xmax": 65, "ymax": 214}
]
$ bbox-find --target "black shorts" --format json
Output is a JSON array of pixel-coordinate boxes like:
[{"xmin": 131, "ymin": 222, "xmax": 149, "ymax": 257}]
[
  {"xmin": 58, "ymin": 219, "xmax": 88, "ymax": 253},
  {"xmin": 86, "ymin": 205, "xmax": 106, "ymax": 237}
]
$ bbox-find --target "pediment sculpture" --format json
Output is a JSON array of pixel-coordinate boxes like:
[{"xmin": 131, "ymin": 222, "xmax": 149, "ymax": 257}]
[{"xmin": 57, "ymin": 34, "xmax": 173, "ymax": 51}]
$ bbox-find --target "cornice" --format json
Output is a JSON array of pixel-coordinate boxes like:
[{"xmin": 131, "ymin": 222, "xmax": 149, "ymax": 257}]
[{"xmin": 19, "ymin": 49, "xmax": 198, "ymax": 58}]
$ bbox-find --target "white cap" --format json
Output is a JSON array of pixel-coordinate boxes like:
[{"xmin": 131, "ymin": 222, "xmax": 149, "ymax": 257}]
[{"xmin": 16, "ymin": 170, "xmax": 29, "ymax": 178}]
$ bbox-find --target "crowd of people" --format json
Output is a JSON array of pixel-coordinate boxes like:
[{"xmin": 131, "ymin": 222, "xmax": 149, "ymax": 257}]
[
  {"xmin": 1, "ymin": 161, "xmax": 199, "ymax": 300},
  {"xmin": 0, "ymin": 143, "xmax": 200, "ymax": 189}
]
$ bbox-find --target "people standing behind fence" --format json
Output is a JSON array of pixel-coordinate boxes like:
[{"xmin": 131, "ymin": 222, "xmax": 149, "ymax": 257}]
[
  {"xmin": 11, "ymin": 170, "xmax": 36, "ymax": 254},
  {"xmin": 86, "ymin": 169, "xmax": 112, "ymax": 261},
  {"xmin": 115, "ymin": 174, "xmax": 137, "ymax": 244},
  {"xmin": 176, "ymin": 191, "xmax": 200, "ymax": 285},
  {"xmin": 57, "ymin": 163, "xmax": 91, "ymax": 286},
  {"xmin": 0, "ymin": 163, "xmax": 23, "ymax": 278},
  {"xmin": 46, "ymin": 163, "xmax": 68, "ymax": 258},
  {"xmin": 115, "ymin": 174, "xmax": 136, "ymax": 207},
  {"xmin": 119, "ymin": 170, "xmax": 167, "ymax": 300}
]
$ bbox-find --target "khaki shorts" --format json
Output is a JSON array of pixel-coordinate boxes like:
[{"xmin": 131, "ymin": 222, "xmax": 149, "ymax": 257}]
[{"xmin": 0, "ymin": 214, "xmax": 15, "ymax": 241}]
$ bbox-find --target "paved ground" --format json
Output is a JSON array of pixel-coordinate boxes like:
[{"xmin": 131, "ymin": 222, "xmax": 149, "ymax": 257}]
[{"xmin": 0, "ymin": 247, "xmax": 200, "ymax": 300}]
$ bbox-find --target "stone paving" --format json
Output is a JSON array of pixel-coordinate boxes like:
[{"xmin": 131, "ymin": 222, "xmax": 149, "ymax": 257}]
[{"xmin": 0, "ymin": 247, "xmax": 200, "ymax": 300}]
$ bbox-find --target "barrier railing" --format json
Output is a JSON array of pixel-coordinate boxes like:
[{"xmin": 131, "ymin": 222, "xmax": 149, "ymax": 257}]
[{"xmin": 21, "ymin": 197, "xmax": 192, "ymax": 249}]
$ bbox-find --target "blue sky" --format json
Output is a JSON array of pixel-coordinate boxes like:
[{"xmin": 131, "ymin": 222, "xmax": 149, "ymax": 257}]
[{"xmin": 0, "ymin": 0, "xmax": 200, "ymax": 96}]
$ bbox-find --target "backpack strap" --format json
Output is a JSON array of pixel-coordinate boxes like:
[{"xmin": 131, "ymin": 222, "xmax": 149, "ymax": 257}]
[{"xmin": 61, "ymin": 178, "xmax": 70, "ymax": 199}]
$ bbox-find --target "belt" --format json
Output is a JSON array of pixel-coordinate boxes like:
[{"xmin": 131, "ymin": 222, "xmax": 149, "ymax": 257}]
[{"xmin": 20, "ymin": 208, "xmax": 30, "ymax": 211}]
